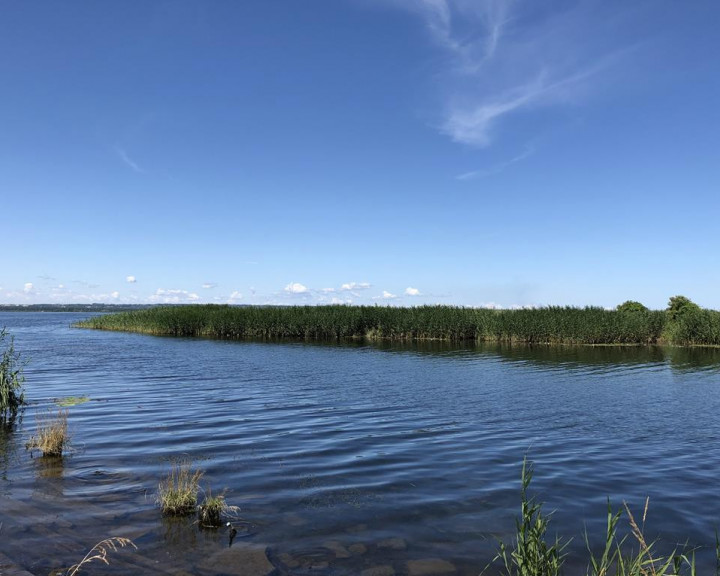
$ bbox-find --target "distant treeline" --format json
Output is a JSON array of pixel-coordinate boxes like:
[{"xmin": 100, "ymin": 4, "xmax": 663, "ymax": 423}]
[
  {"xmin": 0, "ymin": 304, "xmax": 159, "ymax": 313},
  {"xmin": 74, "ymin": 296, "xmax": 720, "ymax": 346}
]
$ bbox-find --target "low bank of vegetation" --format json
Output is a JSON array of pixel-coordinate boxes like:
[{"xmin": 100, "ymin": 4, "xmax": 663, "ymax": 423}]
[{"xmin": 74, "ymin": 296, "xmax": 720, "ymax": 346}]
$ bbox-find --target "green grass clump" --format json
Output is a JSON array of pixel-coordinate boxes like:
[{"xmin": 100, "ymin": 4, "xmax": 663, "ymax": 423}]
[
  {"xmin": 26, "ymin": 409, "xmax": 69, "ymax": 456},
  {"xmin": 197, "ymin": 487, "xmax": 239, "ymax": 528},
  {"xmin": 493, "ymin": 460, "xmax": 720, "ymax": 576},
  {"xmin": 493, "ymin": 458, "xmax": 568, "ymax": 576},
  {"xmin": 1, "ymin": 327, "xmax": 26, "ymax": 422},
  {"xmin": 157, "ymin": 461, "xmax": 204, "ymax": 516}
]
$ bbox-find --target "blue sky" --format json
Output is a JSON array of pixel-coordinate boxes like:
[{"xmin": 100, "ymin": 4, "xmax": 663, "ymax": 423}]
[{"xmin": 2, "ymin": 0, "xmax": 719, "ymax": 309}]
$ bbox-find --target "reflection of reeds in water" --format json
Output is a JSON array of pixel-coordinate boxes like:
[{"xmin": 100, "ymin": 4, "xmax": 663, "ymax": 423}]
[
  {"xmin": 34, "ymin": 453, "xmax": 64, "ymax": 479},
  {"xmin": 162, "ymin": 515, "xmax": 199, "ymax": 548}
]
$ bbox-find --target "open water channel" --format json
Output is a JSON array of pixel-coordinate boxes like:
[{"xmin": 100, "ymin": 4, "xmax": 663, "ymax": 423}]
[{"xmin": 1, "ymin": 312, "xmax": 719, "ymax": 575}]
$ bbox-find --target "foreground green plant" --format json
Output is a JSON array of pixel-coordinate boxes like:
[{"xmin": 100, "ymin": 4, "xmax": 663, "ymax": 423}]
[
  {"xmin": 0, "ymin": 327, "xmax": 26, "ymax": 422},
  {"xmin": 65, "ymin": 537, "xmax": 136, "ymax": 575},
  {"xmin": 157, "ymin": 460, "xmax": 204, "ymax": 516},
  {"xmin": 26, "ymin": 409, "xmax": 69, "ymax": 456},
  {"xmin": 585, "ymin": 498, "xmax": 705, "ymax": 576},
  {"xmin": 494, "ymin": 458, "xmax": 568, "ymax": 576}
]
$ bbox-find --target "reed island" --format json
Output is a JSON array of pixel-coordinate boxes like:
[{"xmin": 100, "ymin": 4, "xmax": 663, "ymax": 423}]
[{"xmin": 75, "ymin": 296, "xmax": 720, "ymax": 347}]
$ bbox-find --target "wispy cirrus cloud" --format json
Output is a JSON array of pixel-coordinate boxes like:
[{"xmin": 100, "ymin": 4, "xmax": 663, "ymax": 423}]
[
  {"xmin": 393, "ymin": 0, "xmax": 633, "ymax": 147},
  {"xmin": 456, "ymin": 144, "xmax": 535, "ymax": 180},
  {"xmin": 115, "ymin": 146, "xmax": 145, "ymax": 173}
]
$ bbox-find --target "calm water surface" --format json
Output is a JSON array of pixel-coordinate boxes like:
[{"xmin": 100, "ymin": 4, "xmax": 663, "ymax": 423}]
[{"xmin": 1, "ymin": 312, "xmax": 719, "ymax": 575}]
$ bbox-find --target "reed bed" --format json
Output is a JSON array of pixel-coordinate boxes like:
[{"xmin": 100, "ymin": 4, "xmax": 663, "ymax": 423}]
[{"xmin": 75, "ymin": 302, "xmax": 720, "ymax": 346}]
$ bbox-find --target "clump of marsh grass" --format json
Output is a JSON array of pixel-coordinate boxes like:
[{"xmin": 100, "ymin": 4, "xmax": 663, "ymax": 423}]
[
  {"xmin": 585, "ymin": 498, "xmax": 710, "ymax": 576},
  {"xmin": 197, "ymin": 486, "xmax": 241, "ymax": 528},
  {"xmin": 65, "ymin": 537, "xmax": 136, "ymax": 576},
  {"xmin": 157, "ymin": 460, "xmax": 204, "ymax": 516},
  {"xmin": 493, "ymin": 458, "xmax": 568, "ymax": 576},
  {"xmin": 26, "ymin": 409, "xmax": 69, "ymax": 456},
  {"xmin": 1, "ymin": 327, "xmax": 26, "ymax": 423}
]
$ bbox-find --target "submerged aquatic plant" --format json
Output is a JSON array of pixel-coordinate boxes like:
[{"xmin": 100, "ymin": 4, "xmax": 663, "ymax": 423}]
[
  {"xmin": 0, "ymin": 327, "xmax": 26, "ymax": 423},
  {"xmin": 26, "ymin": 409, "xmax": 69, "ymax": 456},
  {"xmin": 157, "ymin": 460, "xmax": 204, "ymax": 516}
]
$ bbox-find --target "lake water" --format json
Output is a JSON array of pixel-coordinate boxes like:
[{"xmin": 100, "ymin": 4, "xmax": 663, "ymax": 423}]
[{"xmin": 1, "ymin": 312, "xmax": 719, "ymax": 575}]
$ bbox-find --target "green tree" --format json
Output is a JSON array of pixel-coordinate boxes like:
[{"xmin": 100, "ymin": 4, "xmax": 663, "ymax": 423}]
[
  {"xmin": 666, "ymin": 295, "xmax": 700, "ymax": 321},
  {"xmin": 616, "ymin": 300, "xmax": 648, "ymax": 313},
  {"xmin": 0, "ymin": 328, "xmax": 26, "ymax": 423}
]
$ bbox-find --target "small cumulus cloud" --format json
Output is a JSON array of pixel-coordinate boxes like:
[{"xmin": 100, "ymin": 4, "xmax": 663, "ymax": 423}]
[
  {"xmin": 228, "ymin": 291, "xmax": 243, "ymax": 303},
  {"xmin": 111, "ymin": 291, "xmax": 120, "ymax": 299},
  {"xmin": 341, "ymin": 282, "xmax": 371, "ymax": 291},
  {"xmin": 126, "ymin": 276, "xmax": 137, "ymax": 283},
  {"xmin": 24, "ymin": 283, "xmax": 34, "ymax": 294},
  {"xmin": 405, "ymin": 287, "xmax": 421, "ymax": 296},
  {"xmin": 374, "ymin": 290, "xmax": 398, "ymax": 300},
  {"xmin": 202, "ymin": 283, "xmax": 217, "ymax": 289},
  {"xmin": 284, "ymin": 282, "xmax": 308, "ymax": 294}
]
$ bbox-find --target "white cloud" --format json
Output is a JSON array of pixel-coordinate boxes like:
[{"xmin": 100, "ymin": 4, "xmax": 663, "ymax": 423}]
[
  {"xmin": 321, "ymin": 287, "xmax": 336, "ymax": 293},
  {"xmin": 405, "ymin": 287, "xmax": 421, "ymax": 296},
  {"xmin": 331, "ymin": 297, "xmax": 353, "ymax": 305},
  {"xmin": 392, "ymin": 0, "xmax": 627, "ymax": 147},
  {"xmin": 150, "ymin": 288, "xmax": 200, "ymax": 303},
  {"xmin": 228, "ymin": 291, "xmax": 243, "ymax": 303},
  {"xmin": 202, "ymin": 283, "xmax": 217, "ymax": 289},
  {"xmin": 23, "ymin": 283, "xmax": 34, "ymax": 294},
  {"xmin": 284, "ymin": 282, "xmax": 308, "ymax": 294},
  {"xmin": 126, "ymin": 276, "xmax": 136, "ymax": 283},
  {"xmin": 341, "ymin": 282, "xmax": 371, "ymax": 291},
  {"xmin": 111, "ymin": 291, "xmax": 120, "ymax": 299},
  {"xmin": 374, "ymin": 290, "xmax": 398, "ymax": 300},
  {"xmin": 456, "ymin": 144, "xmax": 535, "ymax": 180}
]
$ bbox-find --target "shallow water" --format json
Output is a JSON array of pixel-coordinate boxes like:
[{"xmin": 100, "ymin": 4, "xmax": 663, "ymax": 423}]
[{"xmin": 1, "ymin": 312, "xmax": 719, "ymax": 575}]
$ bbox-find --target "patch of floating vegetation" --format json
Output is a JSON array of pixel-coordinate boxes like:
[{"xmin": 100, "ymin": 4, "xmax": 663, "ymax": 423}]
[
  {"xmin": 55, "ymin": 396, "xmax": 90, "ymax": 407},
  {"xmin": 75, "ymin": 296, "xmax": 720, "ymax": 346}
]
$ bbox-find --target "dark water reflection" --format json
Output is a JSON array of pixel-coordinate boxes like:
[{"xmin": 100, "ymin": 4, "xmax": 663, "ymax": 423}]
[{"xmin": 0, "ymin": 313, "xmax": 719, "ymax": 575}]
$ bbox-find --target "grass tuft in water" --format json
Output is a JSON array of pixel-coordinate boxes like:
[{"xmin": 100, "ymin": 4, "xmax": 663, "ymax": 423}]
[
  {"xmin": 197, "ymin": 487, "xmax": 240, "ymax": 528},
  {"xmin": 157, "ymin": 460, "xmax": 204, "ymax": 516},
  {"xmin": 26, "ymin": 409, "xmax": 69, "ymax": 456}
]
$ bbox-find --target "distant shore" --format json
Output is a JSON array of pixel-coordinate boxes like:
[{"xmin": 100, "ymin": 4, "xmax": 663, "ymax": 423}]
[{"xmin": 74, "ymin": 300, "xmax": 720, "ymax": 347}]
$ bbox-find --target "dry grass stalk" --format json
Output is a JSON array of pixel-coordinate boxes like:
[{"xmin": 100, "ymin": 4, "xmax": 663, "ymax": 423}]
[
  {"xmin": 157, "ymin": 460, "xmax": 204, "ymax": 515},
  {"xmin": 66, "ymin": 537, "xmax": 136, "ymax": 576},
  {"xmin": 27, "ymin": 409, "xmax": 69, "ymax": 456}
]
